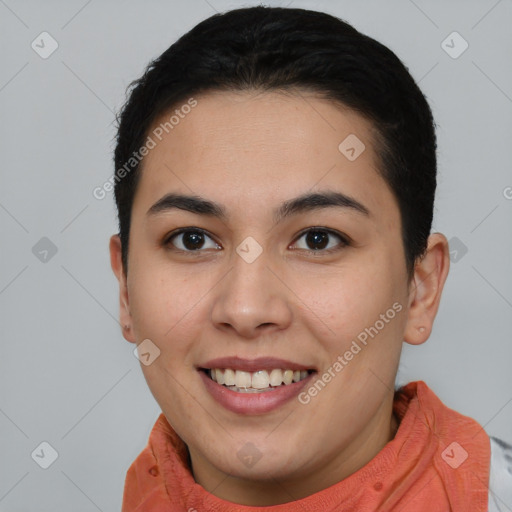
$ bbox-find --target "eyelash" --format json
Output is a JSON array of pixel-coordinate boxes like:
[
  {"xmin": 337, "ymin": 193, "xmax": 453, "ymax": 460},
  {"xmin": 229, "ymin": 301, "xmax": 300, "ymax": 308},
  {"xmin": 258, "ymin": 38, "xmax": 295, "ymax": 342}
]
[{"xmin": 163, "ymin": 227, "xmax": 350, "ymax": 255}]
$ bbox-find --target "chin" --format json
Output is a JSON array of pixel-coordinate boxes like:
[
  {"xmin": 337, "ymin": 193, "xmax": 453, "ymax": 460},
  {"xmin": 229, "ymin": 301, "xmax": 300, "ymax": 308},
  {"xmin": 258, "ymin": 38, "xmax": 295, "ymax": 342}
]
[{"xmin": 210, "ymin": 443, "xmax": 306, "ymax": 481}]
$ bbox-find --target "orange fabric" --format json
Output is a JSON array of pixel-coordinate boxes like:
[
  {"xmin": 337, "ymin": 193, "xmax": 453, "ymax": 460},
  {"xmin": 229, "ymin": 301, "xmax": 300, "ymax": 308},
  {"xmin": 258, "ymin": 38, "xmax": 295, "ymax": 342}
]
[{"xmin": 122, "ymin": 381, "xmax": 491, "ymax": 511}]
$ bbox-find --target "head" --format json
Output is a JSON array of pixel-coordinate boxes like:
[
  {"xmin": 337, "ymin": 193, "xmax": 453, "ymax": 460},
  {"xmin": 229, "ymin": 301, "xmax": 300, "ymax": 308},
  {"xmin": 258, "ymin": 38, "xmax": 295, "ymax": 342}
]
[{"xmin": 110, "ymin": 6, "xmax": 449, "ymax": 505}]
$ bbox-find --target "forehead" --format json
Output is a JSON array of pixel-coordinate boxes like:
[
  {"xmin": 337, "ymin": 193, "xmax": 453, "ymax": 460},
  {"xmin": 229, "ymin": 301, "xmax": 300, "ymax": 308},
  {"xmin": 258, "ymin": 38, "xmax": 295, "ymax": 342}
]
[{"xmin": 132, "ymin": 90, "xmax": 399, "ymax": 225}]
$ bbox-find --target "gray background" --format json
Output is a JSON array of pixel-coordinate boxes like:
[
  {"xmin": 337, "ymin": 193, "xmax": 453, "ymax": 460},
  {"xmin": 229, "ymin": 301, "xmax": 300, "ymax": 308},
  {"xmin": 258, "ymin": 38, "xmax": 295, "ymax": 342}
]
[{"xmin": 1, "ymin": 0, "xmax": 511, "ymax": 510}]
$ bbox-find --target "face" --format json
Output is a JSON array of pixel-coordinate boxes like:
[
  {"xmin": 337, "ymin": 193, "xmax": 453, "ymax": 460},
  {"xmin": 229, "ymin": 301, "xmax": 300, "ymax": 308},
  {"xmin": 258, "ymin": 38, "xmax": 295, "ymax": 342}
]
[{"xmin": 110, "ymin": 90, "xmax": 449, "ymax": 504}]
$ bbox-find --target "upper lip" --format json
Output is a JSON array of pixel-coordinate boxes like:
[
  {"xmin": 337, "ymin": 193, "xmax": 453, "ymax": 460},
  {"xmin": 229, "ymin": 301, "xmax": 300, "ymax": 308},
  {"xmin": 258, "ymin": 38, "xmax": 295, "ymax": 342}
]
[{"xmin": 198, "ymin": 356, "xmax": 316, "ymax": 372}]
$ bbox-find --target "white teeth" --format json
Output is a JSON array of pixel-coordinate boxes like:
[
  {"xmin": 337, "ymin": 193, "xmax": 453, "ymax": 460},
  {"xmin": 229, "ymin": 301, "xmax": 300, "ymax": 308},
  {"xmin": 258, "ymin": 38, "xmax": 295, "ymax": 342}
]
[
  {"xmin": 235, "ymin": 370, "xmax": 252, "ymax": 388},
  {"xmin": 207, "ymin": 367, "xmax": 312, "ymax": 390},
  {"xmin": 224, "ymin": 368, "xmax": 236, "ymax": 386},
  {"xmin": 283, "ymin": 370, "xmax": 293, "ymax": 385},
  {"xmin": 215, "ymin": 368, "xmax": 225, "ymax": 385},
  {"xmin": 251, "ymin": 370, "xmax": 270, "ymax": 389},
  {"xmin": 269, "ymin": 369, "xmax": 283, "ymax": 386}
]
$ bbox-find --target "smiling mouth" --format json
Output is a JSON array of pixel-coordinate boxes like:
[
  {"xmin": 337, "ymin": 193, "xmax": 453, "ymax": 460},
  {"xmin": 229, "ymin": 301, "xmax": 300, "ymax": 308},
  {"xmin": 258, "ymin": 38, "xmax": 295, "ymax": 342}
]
[{"xmin": 200, "ymin": 368, "xmax": 316, "ymax": 393}]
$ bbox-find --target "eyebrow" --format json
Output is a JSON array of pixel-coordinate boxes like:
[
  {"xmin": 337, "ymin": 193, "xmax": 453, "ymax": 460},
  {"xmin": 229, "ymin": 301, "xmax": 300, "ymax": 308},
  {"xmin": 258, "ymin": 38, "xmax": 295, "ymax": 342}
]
[{"xmin": 146, "ymin": 190, "xmax": 371, "ymax": 223}]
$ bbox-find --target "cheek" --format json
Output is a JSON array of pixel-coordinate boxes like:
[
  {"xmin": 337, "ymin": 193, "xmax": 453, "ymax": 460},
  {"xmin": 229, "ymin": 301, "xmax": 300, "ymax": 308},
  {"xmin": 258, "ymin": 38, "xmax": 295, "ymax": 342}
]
[
  {"xmin": 303, "ymin": 266, "xmax": 393, "ymax": 330},
  {"xmin": 130, "ymin": 268, "xmax": 203, "ymax": 407},
  {"xmin": 127, "ymin": 262, "xmax": 195, "ymax": 340},
  {"xmin": 296, "ymin": 258, "xmax": 405, "ymax": 362}
]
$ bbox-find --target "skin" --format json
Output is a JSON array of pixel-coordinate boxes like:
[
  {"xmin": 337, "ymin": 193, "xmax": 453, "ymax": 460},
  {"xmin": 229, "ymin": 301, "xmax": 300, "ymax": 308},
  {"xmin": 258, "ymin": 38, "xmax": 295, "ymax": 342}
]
[{"xmin": 110, "ymin": 90, "xmax": 450, "ymax": 506}]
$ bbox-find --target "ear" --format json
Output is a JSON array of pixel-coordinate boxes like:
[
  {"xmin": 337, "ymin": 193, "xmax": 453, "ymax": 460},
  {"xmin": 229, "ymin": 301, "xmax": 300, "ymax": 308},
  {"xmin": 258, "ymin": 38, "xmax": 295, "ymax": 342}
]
[
  {"xmin": 109, "ymin": 234, "xmax": 136, "ymax": 343},
  {"xmin": 403, "ymin": 232, "xmax": 450, "ymax": 345}
]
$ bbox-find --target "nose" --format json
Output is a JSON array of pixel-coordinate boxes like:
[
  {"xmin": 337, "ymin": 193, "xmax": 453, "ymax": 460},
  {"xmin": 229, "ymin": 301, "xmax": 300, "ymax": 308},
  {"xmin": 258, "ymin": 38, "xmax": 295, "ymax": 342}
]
[{"xmin": 210, "ymin": 245, "xmax": 293, "ymax": 339}]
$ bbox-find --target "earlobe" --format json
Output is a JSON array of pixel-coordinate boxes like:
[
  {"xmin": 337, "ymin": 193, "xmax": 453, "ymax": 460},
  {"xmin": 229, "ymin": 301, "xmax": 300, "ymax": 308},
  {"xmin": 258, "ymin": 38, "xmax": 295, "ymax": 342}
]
[
  {"xmin": 109, "ymin": 234, "xmax": 136, "ymax": 343},
  {"xmin": 403, "ymin": 233, "xmax": 450, "ymax": 346}
]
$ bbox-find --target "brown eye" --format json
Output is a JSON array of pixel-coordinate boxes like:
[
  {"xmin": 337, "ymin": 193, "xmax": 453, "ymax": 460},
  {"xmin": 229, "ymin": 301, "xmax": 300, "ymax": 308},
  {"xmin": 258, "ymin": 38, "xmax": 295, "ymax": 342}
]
[
  {"xmin": 292, "ymin": 228, "xmax": 349, "ymax": 253},
  {"xmin": 165, "ymin": 228, "xmax": 220, "ymax": 252}
]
